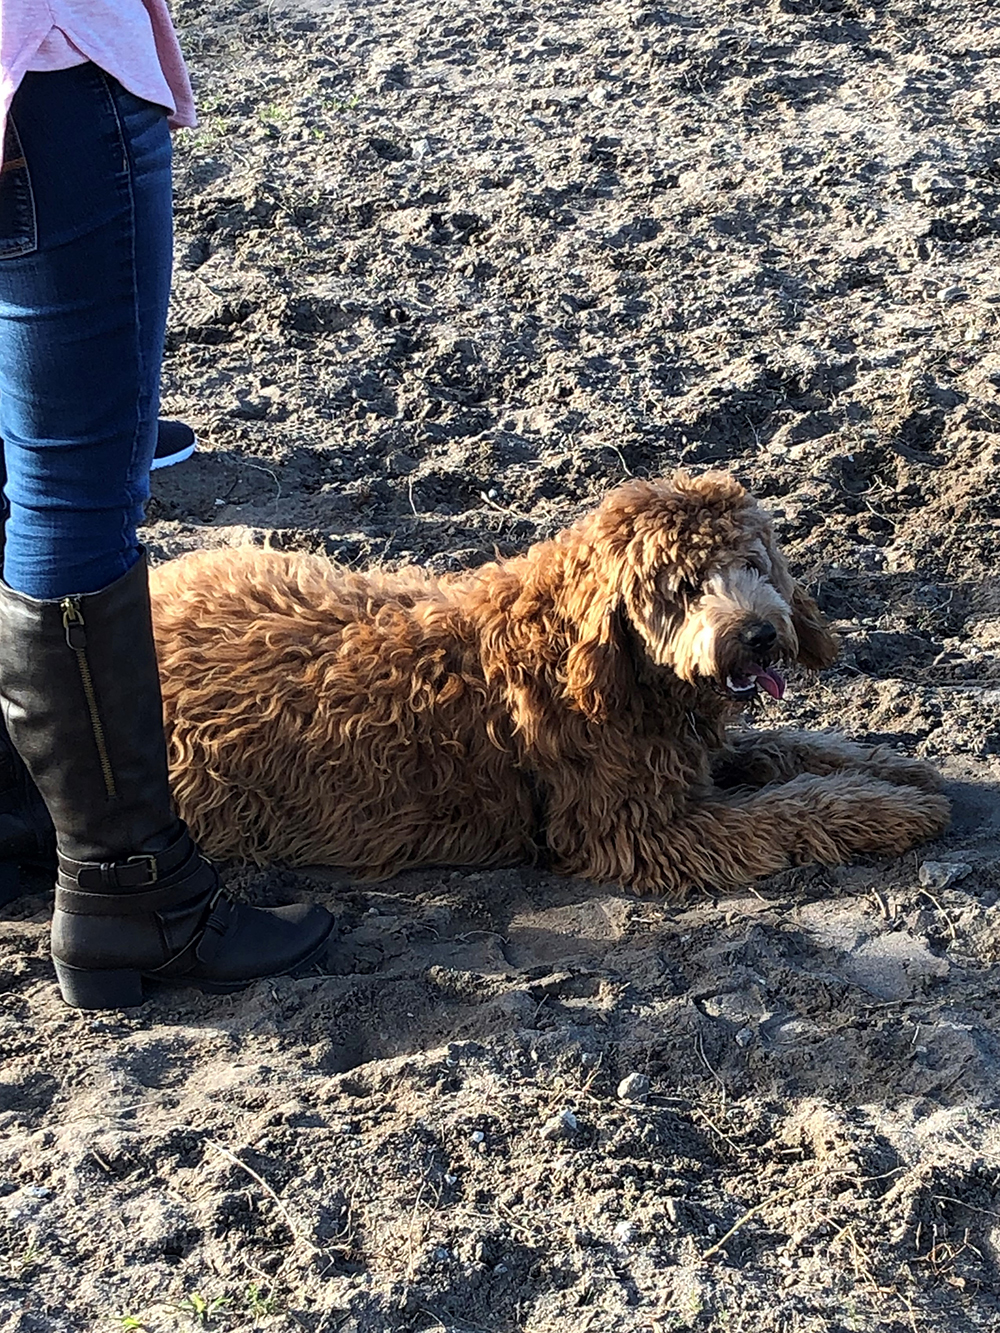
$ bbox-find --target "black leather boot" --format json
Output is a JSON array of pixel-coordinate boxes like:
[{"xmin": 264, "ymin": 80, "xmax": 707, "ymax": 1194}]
[
  {"xmin": 0, "ymin": 726, "xmax": 56, "ymax": 907},
  {"xmin": 0, "ymin": 513, "xmax": 56, "ymax": 906},
  {"xmin": 0, "ymin": 555, "xmax": 333, "ymax": 1007}
]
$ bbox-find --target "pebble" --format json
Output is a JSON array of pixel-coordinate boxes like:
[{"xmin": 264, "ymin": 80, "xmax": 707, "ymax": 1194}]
[
  {"xmin": 470, "ymin": 1130, "xmax": 485, "ymax": 1144},
  {"xmin": 918, "ymin": 860, "xmax": 972, "ymax": 889},
  {"xmin": 540, "ymin": 1109, "xmax": 578, "ymax": 1141},
  {"xmin": 617, "ymin": 1073, "xmax": 650, "ymax": 1104}
]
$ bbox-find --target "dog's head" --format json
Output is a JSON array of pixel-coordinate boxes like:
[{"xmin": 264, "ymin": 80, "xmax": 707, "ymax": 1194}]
[{"xmin": 563, "ymin": 471, "xmax": 838, "ymax": 719}]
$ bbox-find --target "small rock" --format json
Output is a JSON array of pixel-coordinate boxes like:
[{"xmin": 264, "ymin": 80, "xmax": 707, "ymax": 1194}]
[
  {"xmin": 918, "ymin": 860, "xmax": 972, "ymax": 890},
  {"xmin": 540, "ymin": 1110, "xmax": 578, "ymax": 1141},
  {"xmin": 735, "ymin": 1027, "xmax": 754, "ymax": 1048},
  {"xmin": 617, "ymin": 1073, "xmax": 650, "ymax": 1105},
  {"xmin": 232, "ymin": 395, "xmax": 272, "ymax": 420},
  {"xmin": 911, "ymin": 164, "xmax": 963, "ymax": 201},
  {"xmin": 470, "ymin": 1130, "xmax": 485, "ymax": 1144},
  {"xmin": 613, "ymin": 1220, "xmax": 636, "ymax": 1245}
]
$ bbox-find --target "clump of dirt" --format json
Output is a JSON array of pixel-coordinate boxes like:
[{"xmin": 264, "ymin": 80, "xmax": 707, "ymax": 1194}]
[{"xmin": 3, "ymin": 0, "xmax": 1000, "ymax": 1329}]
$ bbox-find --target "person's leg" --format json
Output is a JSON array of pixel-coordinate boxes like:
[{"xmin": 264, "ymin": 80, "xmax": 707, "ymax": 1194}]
[
  {"xmin": 0, "ymin": 64, "xmax": 169, "ymax": 596},
  {"xmin": 0, "ymin": 419, "xmax": 199, "ymax": 482},
  {"xmin": 0, "ymin": 67, "xmax": 331, "ymax": 1001}
]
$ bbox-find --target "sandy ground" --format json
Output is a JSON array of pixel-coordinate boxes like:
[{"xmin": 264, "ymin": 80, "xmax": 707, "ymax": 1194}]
[{"xmin": 3, "ymin": 0, "xmax": 1000, "ymax": 1328}]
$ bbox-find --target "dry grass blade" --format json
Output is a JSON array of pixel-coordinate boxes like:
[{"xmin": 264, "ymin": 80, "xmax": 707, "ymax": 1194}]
[
  {"xmin": 205, "ymin": 1138, "xmax": 316, "ymax": 1259},
  {"xmin": 702, "ymin": 1183, "xmax": 798, "ymax": 1261}
]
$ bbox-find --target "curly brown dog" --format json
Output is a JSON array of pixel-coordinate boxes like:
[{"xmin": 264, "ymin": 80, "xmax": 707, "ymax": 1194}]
[{"xmin": 149, "ymin": 470, "xmax": 949, "ymax": 895}]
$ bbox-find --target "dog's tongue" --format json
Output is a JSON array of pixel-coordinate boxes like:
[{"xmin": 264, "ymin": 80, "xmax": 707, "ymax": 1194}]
[{"xmin": 752, "ymin": 665, "xmax": 786, "ymax": 700}]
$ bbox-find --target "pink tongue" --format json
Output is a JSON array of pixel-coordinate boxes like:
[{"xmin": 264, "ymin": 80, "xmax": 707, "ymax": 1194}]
[{"xmin": 752, "ymin": 666, "xmax": 786, "ymax": 700}]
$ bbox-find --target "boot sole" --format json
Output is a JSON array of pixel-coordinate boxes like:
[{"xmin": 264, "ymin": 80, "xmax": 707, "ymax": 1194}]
[{"xmin": 53, "ymin": 930, "xmax": 333, "ymax": 1009}]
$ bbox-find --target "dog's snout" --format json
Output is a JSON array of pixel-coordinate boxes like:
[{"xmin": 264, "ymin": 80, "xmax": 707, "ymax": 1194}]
[{"xmin": 739, "ymin": 621, "xmax": 777, "ymax": 655}]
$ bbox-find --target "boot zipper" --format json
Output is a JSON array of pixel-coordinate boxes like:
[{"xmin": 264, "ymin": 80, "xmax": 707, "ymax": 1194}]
[{"xmin": 61, "ymin": 598, "xmax": 117, "ymax": 800}]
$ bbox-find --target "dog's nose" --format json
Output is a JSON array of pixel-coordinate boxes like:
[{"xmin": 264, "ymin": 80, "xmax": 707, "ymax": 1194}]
[{"xmin": 739, "ymin": 621, "xmax": 777, "ymax": 655}]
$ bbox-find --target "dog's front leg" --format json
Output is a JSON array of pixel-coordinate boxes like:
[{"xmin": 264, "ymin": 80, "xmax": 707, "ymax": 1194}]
[
  {"xmin": 552, "ymin": 771, "xmax": 949, "ymax": 897},
  {"xmin": 713, "ymin": 729, "xmax": 943, "ymax": 794}
]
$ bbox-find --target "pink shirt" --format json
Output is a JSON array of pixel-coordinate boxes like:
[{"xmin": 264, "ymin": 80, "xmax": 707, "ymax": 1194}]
[{"xmin": 1, "ymin": 0, "xmax": 197, "ymax": 149}]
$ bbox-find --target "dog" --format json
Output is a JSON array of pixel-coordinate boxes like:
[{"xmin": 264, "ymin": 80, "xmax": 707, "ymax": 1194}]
[{"xmin": 149, "ymin": 470, "xmax": 949, "ymax": 896}]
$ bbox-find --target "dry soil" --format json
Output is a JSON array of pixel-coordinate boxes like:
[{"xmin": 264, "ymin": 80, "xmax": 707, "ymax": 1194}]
[{"xmin": 3, "ymin": 0, "xmax": 1000, "ymax": 1329}]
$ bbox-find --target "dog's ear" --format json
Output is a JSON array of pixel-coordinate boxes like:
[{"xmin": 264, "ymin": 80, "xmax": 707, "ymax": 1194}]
[
  {"xmin": 564, "ymin": 598, "xmax": 627, "ymax": 723},
  {"xmin": 791, "ymin": 582, "xmax": 838, "ymax": 669}
]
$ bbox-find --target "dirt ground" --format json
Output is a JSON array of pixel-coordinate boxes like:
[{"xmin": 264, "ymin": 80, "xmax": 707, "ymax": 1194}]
[{"xmin": 3, "ymin": 0, "xmax": 1000, "ymax": 1328}]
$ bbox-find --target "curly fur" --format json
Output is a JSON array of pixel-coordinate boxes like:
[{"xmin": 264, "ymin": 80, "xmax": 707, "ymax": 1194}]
[{"xmin": 149, "ymin": 471, "xmax": 950, "ymax": 896}]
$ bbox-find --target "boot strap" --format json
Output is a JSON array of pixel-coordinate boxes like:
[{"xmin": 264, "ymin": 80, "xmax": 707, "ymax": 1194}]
[
  {"xmin": 55, "ymin": 844, "xmax": 211, "ymax": 916},
  {"xmin": 145, "ymin": 892, "xmax": 236, "ymax": 976},
  {"xmin": 58, "ymin": 828, "xmax": 193, "ymax": 892}
]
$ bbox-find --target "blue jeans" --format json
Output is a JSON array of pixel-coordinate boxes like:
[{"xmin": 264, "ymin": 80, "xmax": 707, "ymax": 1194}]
[{"xmin": 0, "ymin": 63, "xmax": 173, "ymax": 599}]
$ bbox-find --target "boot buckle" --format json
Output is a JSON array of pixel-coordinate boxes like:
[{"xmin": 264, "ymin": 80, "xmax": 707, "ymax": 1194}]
[{"xmin": 124, "ymin": 853, "xmax": 159, "ymax": 885}]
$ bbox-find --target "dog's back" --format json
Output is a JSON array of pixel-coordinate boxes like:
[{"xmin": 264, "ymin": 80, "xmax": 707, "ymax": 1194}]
[{"xmin": 149, "ymin": 547, "xmax": 541, "ymax": 874}]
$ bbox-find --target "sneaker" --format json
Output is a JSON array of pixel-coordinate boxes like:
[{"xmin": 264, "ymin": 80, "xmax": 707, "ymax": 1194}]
[{"xmin": 152, "ymin": 419, "xmax": 197, "ymax": 470}]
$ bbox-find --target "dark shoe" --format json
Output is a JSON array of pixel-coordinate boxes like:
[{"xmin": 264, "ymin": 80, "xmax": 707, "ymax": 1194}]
[
  {"xmin": 152, "ymin": 419, "xmax": 197, "ymax": 470},
  {"xmin": 0, "ymin": 556, "xmax": 333, "ymax": 1008}
]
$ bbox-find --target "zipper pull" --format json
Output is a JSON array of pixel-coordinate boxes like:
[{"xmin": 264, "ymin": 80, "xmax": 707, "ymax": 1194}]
[{"xmin": 61, "ymin": 598, "xmax": 87, "ymax": 651}]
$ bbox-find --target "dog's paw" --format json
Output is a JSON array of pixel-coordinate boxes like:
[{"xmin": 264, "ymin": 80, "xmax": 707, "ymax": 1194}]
[
  {"xmin": 783, "ymin": 774, "xmax": 951, "ymax": 861},
  {"xmin": 862, "ymin": 746, "xmax": 944, "ymax": 794},
  {"xmin": 865, "ymin": 787, "xmax": 951, "ymax": 854}
]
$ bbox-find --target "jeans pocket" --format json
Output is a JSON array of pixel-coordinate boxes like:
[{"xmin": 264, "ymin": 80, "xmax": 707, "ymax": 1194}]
[{"xmin": 0, "ymin": 117, "xmax": 38, "ymax": 258}]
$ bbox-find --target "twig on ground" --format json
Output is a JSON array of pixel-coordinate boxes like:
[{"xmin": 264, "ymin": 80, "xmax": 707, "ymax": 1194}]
[
  {"xmin": 918, "ymin": 886, "xmax": 957, "ymax": 941},
  {"xmin": 205, "ymin": 1138, "xmax": 314, "ymax": 1258},
  {"xmin": 702, "ymin": 1183, "xmax": 797, "ymax": 1261},
  {"xmin": 242, "ymin": 460, "xmax": 282, "ymax": 502},
  {"xmin": 695, "ymin": 1031, "xmax": 727, "ymax": 1104}
]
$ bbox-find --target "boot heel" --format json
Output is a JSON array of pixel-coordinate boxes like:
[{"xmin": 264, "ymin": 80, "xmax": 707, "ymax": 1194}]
[{"xmin": 53, "ymin": 959, "xmax": 144, "ymax": 1009}]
